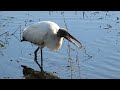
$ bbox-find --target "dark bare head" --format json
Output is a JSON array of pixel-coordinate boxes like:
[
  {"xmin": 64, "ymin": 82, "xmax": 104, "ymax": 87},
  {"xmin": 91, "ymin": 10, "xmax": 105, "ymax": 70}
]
[{"xmin": 57, "ymin": 28, "xmax": 82, "ymax": 49}]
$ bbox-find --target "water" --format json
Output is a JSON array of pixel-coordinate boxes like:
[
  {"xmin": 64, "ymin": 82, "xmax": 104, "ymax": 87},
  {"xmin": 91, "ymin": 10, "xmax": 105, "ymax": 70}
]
[{"xmin": 0, "ymin": 11, "xmax": 120, "ymax": 79}]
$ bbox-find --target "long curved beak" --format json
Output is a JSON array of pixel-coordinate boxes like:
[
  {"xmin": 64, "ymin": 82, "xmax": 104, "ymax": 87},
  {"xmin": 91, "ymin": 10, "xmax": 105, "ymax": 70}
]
[{"xmin": 64, "ymin": 33, "xmax": 82, "ymax": 49}]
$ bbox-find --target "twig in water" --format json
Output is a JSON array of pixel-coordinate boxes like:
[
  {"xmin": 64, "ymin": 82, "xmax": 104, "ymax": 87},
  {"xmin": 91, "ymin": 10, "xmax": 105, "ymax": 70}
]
[
  {"xmin": 0, "ymin": 31, "xmax": 9, "ymax": 37},
  {"xmin": 13, "ymin": 34, "xmax": 20, "ymax": 41},
  {"xmin": 82, "ymin": 11, "xmax": 88, "ymax": 19},
  {"xmin": 0, "ymin": 51, "xmax": 4, "ymax": 56},
  {"xmin": 11, "ymin": 25, "xmax": 21, "ymax": 41},
  {"xmin": 62, "ymin": 12, "xmax": 73, "ymax": 79},
  {"xmin": 83, "ymin": 11, "xmax": 85, "ymax": 19},
  {"xmin": 0, "ymin": 40, "xmax": 5, "ymax": 46},
  {"xmin": 75, "ymin": 49, "xmax": 81, "ymax": 79},
  {"xmin": 82, "ymin": 47, "xmax": 92, "ymax": 62},
  {"xmin": 11, "ymin": 25, "xmax": 21, "ymax": 36},
  {"xmin": 20, "ymin": 25, "xmax": 22, "ymax": 41}
]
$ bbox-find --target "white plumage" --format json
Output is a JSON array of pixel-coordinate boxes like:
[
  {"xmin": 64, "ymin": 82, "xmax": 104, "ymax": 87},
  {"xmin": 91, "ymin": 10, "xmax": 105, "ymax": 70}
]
[
  {"xmin": 23, "ymin": 21, "xmax": 63, "ymax": 51},
  {"xmin": 21, "ymin": 21, "xmax": 82, "ymax": 72}
]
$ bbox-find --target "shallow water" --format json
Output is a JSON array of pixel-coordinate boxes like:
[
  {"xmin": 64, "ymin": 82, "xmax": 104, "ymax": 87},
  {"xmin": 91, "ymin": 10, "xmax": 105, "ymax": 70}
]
[{"xmin": 0, "ymin": 11, "xmax": 120, "ymax": 79}]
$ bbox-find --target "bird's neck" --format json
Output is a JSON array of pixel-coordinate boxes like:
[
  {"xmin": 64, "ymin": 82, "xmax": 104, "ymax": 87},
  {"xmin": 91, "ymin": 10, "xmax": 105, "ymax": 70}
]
[{"xmin": 46, "ymin": 36, "xmax": 63, "ymax": 51}]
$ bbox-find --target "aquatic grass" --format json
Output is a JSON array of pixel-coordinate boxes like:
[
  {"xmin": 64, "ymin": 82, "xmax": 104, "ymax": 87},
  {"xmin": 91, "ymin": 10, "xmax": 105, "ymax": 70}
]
[
  {"xmin": 0, "ymin": 31, "xmax": 9, "ymax": 46},
  {"xmin": 61, "ymin": 11, "xmax": 83, "ymax": 79},
  {"xmin": 10, "ymin": 25, "xmax": 21, "ymax": 41},
  {"xmin": 0, "ymin": 31, "xmax": 10, "ymax": 56},
  {"xmin": 61, "ymin": 11, "xmax": 73, "ymax": 78}
]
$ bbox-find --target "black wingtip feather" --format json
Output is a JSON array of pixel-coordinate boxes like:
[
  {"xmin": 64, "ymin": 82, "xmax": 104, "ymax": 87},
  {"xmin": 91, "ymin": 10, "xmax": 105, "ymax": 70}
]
[{"xmin": 21, "ymin": 38, "xmax": 26, "ymax": 42}]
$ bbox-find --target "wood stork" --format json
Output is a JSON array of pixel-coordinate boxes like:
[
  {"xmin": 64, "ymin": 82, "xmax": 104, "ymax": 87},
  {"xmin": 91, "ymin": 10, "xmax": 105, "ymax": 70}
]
[{"xmin": 21, "ymin": 21, "xmax": 82, "ymax": 72}]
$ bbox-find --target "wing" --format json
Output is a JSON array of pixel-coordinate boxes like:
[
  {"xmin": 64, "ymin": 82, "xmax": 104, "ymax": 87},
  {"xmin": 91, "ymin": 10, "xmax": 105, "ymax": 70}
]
[{"xmin": 22, "ymin": 21, "xmax": 60, "ymax": 46}]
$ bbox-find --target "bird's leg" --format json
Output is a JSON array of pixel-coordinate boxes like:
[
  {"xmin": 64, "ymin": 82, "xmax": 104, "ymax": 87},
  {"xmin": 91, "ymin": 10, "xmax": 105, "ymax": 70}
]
[
  {"xmin": 40, "ymin": 48, "xmax": 43, "ymax": 72},
  {"xmin": 34, "ymin": 47, "xmax": 42, "ymax": 71}
]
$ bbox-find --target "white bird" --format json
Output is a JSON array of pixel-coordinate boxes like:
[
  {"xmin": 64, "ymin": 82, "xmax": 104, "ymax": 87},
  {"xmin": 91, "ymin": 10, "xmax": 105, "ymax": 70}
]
[{"xmin": 21, "ymin": 21, "xmax": 82, "ymax": 72}]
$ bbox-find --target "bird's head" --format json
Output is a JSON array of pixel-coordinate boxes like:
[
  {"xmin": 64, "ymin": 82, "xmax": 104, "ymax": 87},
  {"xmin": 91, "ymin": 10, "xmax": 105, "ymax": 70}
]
[{"xmin": 57, "ymin": 28, "xmax": 82, "ymax": 49}]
